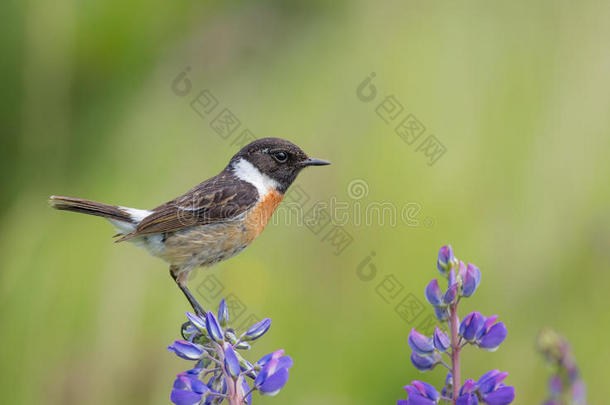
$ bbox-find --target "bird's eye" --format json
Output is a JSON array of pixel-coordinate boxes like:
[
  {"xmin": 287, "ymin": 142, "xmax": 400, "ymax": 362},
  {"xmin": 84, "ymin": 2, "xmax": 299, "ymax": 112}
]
[{"xmin": 272, "ymin": 151, "xmax": 288, "ymax": 162}]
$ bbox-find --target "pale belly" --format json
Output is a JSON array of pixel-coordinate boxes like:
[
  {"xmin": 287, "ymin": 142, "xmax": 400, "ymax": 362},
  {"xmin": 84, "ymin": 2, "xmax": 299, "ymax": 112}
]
[{"xmin": 139, "ymin": 190, "xmax": 283, "ymax": 274}]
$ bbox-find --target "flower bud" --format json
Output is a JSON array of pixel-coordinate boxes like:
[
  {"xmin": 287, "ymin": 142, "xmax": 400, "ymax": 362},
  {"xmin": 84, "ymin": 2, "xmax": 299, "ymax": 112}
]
[
  {"xmin": 459, "ymin": 312, "xmax": 484, "ymax": 342},
  {"xmin": 217, "ymin": 298, "xmax": 229, "ymax": 327},
  {"xmin": 478, "ymin": 322, "xmax": 507, "ymax": 351},
  {"xmin": 225, "ymin": 329, "xmax": 238, "ymax": 345},
  {"xmin": 437, "ymin": 245, "xmax": 457, "ymax": 276},
  {"xmin": 167, "ymin": 340, "xmax": 205, "ymax": 361},
  {"xmin": 425, "ymin": 279, "xmax": 444, "ymax": 306},
  {"xmin": 433, "ymin": 327, "xmax": 450, "ymax": 352},
  {"xmin": 235, "ymin": 341, "xmax": 251, "ymax": 350},
  {"xmin": 410, "ymin": 352, "xmax": 440, "ymax": 371},
  {"xmin": 205, "ymin": 311, "xmax": 224, "ymax": 343},
  {"xmin": 401, "ymin": 381, "xmax": 440, "ymax": 404},
  {"xmin": 186, "ymin": 312, "xmax": 207, "ymax": 332},
  {"xmin": 223, "ymin": 344, "xmax": 241, "ymax": 379},
  {"xmin": 408, "ymin": 328, "xmax": 434, "ymax": 355},
  {"xmin": 434, "ymin": 306, "xmax": 449, "ymax": 321},
  {"xmin": 443, "ymin": 283, "xmax": 458, "ymax": 305},
  {"xmin": 461, "ymin": 264, "xmax": 481, "ymax": 297},
  {"xmin": 243, "ymin": 318, "xmax": 272, "ymax": 341}
]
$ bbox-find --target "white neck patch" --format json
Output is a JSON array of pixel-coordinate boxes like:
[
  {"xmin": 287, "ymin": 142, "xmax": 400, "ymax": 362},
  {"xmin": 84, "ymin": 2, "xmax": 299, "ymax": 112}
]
[{"xmin": 232, "ymin": 158, "xmax": 279, "ymax": 196}]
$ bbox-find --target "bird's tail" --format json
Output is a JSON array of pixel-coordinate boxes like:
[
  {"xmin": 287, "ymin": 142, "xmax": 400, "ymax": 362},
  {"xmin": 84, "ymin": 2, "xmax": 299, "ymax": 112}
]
[{"xmin": 49, "ymin": 195, "xmax": 135, "ymax": 224}]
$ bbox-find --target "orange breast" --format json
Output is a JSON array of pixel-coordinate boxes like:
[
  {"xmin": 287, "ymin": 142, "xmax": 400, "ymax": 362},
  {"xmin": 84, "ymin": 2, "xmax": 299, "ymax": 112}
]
[{"xmin": 245, "ymin": 189, "xmax": 284, "ymax": 237}]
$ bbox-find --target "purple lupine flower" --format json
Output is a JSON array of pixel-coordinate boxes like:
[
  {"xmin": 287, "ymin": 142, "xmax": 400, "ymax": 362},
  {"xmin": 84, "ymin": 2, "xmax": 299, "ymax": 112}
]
[
  {"xmin": 433, "ymin": 327, "xmax": 450, "ymax": 352},
  {"xmin": 461, "ymin": 264, "xmax": 481, "ymax": 297},
  {"xmin": 458, "ymin": 312, "xmax": 507, "ymax": 351},
  {"xmin": 168, "ymin": 340, "xmax": 205, "ymax": 361},
  {"xmin": 456, "ymin": 379, "xmax": 478, "ymax": 405},
  {"xmin": 537, "ymin": 328, "xmax": 587, "ymax": 405},
  {"xmin": 437, "ymin": 245, "xmax": 456, "ymax": 276},
  {"xmin": 398, "ymin": 381, "xmax": 440, "ymax": 405},
  {"xmin": 476, "ymin": 316, "xmax": 507, "ymax": 351},
  {"xmin": 223, "ymin": 344, "xmax": 241, "ymax": 379},
  {"xmin": 171, "ymin": 370, "xmax": 209, "ymax": 405},
  {"xmin": 408, "ymin": 329, "xmax": 435, "ymax": 355},
  {"xmin": 410, "ymin": 351, "xmax": 441, "ymax": 371},
  {"xmin": 434, "ymin": 306, "xmax": 449, "ymax": 321},
  {"xmin": 459, "ymin": 312, "xmax": 485, "ymax": 342},
  {"xmin": 217, "ymin": 298, "xmax": 229, "ymax": 327},
  {"xmin": 186, "ymin": 312, "xmax": 207, "ymax": 331},
  {"xmin": 255, "ymin": 350, "xmax": 293, "ymax": 396},
  {"xmin": 243, "ymin": 318, "xmax": 272, "ymax": 341},
  {"xmin": 205, "ymin": 311, "xmax": 224, "ymax": 343},
  {"xmin": 425, "ymin": 279, "xmax": 444, "ymax": 306},
  {"xmin": 443, "ymin": 282, "xmax": 458, "ymax": 305},
  {"xmin": 477, "ymin": 370, "xmax": 515, "ymax": 405},
  {"xmin": 441, "ymin": 372, "xmax": 453, "ymax": 399},
  {"xmin": 399, "ymin": 245, "xmax": 516, "ymax": 405},
  {"xmin": 241, "ymin": 379, "xmax": 252, "ymax": 405},
  {"xmin": 448, "ymin": 268, "xmax": 457, "ymax": 289},
  {"xmin": 169, "ymin": 300, "xmax": 292, "ymax": 404}
]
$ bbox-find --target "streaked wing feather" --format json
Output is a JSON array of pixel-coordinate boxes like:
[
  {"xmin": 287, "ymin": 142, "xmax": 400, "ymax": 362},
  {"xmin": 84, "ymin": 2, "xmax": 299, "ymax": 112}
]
[{"xmin": 117, "ymin": 173, "xmax": 259, "ymax": 241}]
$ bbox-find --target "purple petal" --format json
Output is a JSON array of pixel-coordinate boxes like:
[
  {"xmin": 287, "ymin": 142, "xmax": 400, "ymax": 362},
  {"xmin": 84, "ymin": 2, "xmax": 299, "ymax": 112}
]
[
  {"xmin": 478, "ymin": 322, "xmax": 508, "ymax": 351},
  {"xmin": 448, "ymin": 269, "xmax": 457, "ymax": 289},
  {"xmin": 242, "ymin": 379, "xmax": 252, "ymax": 404},
  {"xmin": 173, "ymin": 374, "xmax": 207, "ymax": 394},
  {"xmin": 408, "ymin": 329, "xmax": 435, "ymax": 355},
  {"xmin": 477, "ymin": 370, "xmax": 503, "ymax": 393},
  {"xmin": 483, "ymin": 386, "xmax": 515, "ymax": 405},
  {"xmin": 205, "ymin": 311, "xmax": 224, "ymax": 342},
  {"xmin": 548, "ymin": 376, "xmax": 562, "ymax": 395},
  {"xmin": 170, "ymin": 389, "xmax": 202, "ymax": 405},
  {"xmin": 410, "ymin": 352, "xmax": 439, "ymax": 371},
  {"xmin": 186, "ymin": 312, "xmax": 207, "ymax": 331},
  {"xmin": 257, "ymin": 350, "xmax": 284, "ymax": 367},
  {"xmin": 405, "ymin": 393, "xmax": 436, "ymax": 405},
  {"xmin": 397, "ymin": 400, "xmax": 409, "ymax": 405},
  {"xmin": 468, "ymin": 263, "xmax": 481, "ymax": 287},
  {"xmin": 224, "ymin": 344, "xmax": 241, "ymax": 378},
  {"xmin": 443, "ymin": 283, "xmax": 457, "ymax": 304},
  {"xmin": 411, "ymin": 381, "xmax": 439, "ymax": 400},
  {"xmin": 259, "ymin": 367, "xmax": 290, "ymax": 396},
  {"xmin": 425, "ymin": 279, "xmax": 444, "ymax": 306},
  {"xmin": 217, "ymin": 298, "xmax": 229, "ymax": 327},
  {"xmin": 457, "ymin": 261, "xmax": 467, "ymax": 279},
  {"xmin": 437, "ymin": 245, "xmax": 455, "ymax": 275},
  {"xmin": 456, "ymin": 393, "xmax": 479, "ymax": 405},
  {"xmin": 460, "ymin": 312, "xmax": 484, "ymax": 341},
  {"xmin": 433, "ymin": 327, "xmax": 450, "ymax": 352},
  {"xmin": 434, "ymin": 306, "xmax": 449, "ymax": 321},
  {"xmin": 461, "ymin": 264, "xmax": 480, "ymax": 297},
  {"xmin": 255, "ymin": 351, "xmax": 285, "ymax": 387},
  {"xmin": 460, "ymin": 379, "xmax": 477, "ymax": 394},
  {"xmin": 167, "ymin": 340, "xmax": 204, "ymax": 360},
  {"xmin": 277, "ymin": 355, "xmax": 293, "ymax": 370},
  {"xmin": 244, "ymin": 318, "xmax": 272, "ymax": 341}
]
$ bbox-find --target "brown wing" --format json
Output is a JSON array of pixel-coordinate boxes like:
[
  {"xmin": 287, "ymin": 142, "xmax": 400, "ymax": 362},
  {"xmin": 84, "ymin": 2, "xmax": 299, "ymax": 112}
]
[{"xmin": 116, "ymin": 172, "xmax": 259, "ymax": 242}]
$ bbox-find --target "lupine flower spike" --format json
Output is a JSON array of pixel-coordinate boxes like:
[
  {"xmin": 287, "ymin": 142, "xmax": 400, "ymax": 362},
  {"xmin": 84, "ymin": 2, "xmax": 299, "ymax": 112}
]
[
  {"xmin": 168, "ymin": 298, "xmax": 292, "ymax": 405},
  {"xmin": 398, "ymin": 245, "xmax": 515, "ymax": 405},
  {"xmin": 537, "ymin": 328, "xmax": 587, "ymax": 405}
]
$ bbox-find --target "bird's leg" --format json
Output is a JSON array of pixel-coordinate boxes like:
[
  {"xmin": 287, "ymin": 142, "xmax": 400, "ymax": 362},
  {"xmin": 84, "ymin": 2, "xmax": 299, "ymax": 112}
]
[{"xmin": 170, "ymin": 265, "xmax": 207, "ymax": 316}]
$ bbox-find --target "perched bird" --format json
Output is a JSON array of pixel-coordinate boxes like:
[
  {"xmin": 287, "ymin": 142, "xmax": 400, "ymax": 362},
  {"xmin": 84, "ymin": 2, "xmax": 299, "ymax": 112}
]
[{"xmin": 50, "ymin": 138, "xmax": 330, "ymax": 314}]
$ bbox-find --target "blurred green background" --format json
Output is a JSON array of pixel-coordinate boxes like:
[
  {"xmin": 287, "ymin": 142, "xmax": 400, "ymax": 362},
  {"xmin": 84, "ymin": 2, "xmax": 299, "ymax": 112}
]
[{"xmin": 2, "ymin": 0, "xmax": 610, "ymax": 404}]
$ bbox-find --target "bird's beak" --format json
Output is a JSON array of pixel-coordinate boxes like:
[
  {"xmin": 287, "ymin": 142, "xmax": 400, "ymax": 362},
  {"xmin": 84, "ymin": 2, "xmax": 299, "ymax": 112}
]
[{"xmin": 301, "ymin": 158, "xmax": 331, "ymax": 167}]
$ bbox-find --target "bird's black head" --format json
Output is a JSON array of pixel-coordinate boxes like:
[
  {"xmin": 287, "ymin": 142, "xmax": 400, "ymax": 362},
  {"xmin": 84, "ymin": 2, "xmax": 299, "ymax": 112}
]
[{"xmin": 228, "ymin": 138, "xmax": 330, "ymax": 193}]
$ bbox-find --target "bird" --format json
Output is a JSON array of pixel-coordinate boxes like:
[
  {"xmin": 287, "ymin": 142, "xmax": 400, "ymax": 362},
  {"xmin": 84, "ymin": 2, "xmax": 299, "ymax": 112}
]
[{"xmin": 50, "ymin": 138, "xmax": 330, "ymax": 315}]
